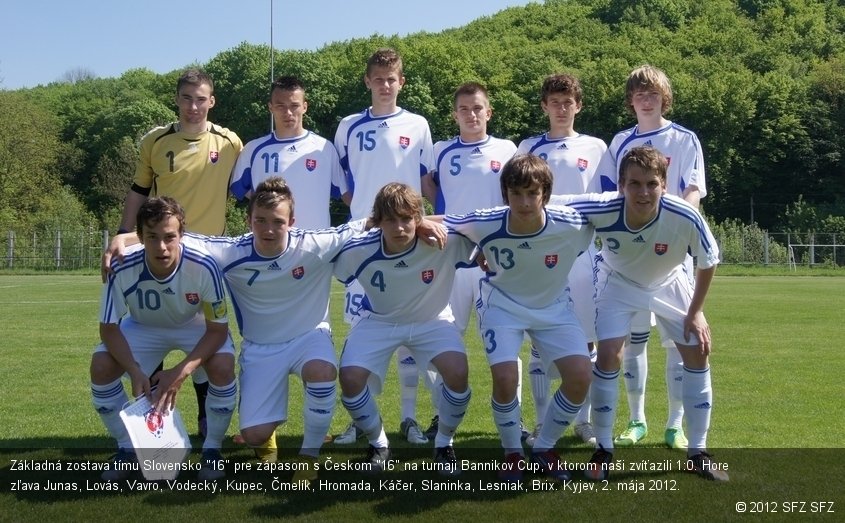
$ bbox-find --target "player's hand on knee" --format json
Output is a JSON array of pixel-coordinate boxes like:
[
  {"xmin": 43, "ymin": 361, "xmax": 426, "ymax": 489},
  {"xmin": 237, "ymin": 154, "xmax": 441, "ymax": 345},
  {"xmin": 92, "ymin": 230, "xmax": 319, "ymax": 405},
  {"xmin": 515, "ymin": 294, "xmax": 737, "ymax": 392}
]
[{"xmin": 684, "ymin": 311, "xmax": 711, "ymax": 356}]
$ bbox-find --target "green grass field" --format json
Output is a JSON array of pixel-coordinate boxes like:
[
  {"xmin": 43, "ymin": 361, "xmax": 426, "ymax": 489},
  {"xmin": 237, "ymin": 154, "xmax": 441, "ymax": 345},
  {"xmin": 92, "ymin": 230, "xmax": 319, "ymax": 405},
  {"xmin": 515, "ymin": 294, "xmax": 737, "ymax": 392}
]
[{"xmin": 1, "ymin": 274, "xmax": 843, "ymax": 522}]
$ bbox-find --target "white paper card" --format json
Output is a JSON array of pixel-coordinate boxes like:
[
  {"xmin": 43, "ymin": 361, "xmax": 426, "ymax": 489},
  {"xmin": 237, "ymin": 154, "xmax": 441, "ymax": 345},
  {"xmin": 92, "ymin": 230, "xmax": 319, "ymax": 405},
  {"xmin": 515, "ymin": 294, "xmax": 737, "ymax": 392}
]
[{"xmin": 119, "ymin": 395, "xmax": 191, "ymax": 480}]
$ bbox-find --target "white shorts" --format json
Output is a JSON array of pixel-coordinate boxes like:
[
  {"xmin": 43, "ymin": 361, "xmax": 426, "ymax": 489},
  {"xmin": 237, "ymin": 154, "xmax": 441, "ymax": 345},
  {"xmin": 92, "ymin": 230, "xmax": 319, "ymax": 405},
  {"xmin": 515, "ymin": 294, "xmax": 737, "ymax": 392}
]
[
  {"xmin": 93, "ymin": 316, "xmax": 235, "ymax": 376},
  {"xmin": 238, "ymin": 326, "xmax": 336, "ymax": 430},
  {"xmin": 340, "ymin": 316, "xmax": 465, "ymax": 394},
  {"xmin": 449, "ymin": 266, "xmax": 483, "ymax": 335},
  {"xmin": 476, "ymin": 283, "xmax": 589, "ymax": 378},
  {"xmin": 628, "ymin": 259, "xmax": 692, "ymax": 346},
  {"xmin": 594, "ymin": 267, "xmax": 700, "ymax": 346},
  {"xmin": 567, "ymin": 247, "xmax": 598, "ymax": 341}
]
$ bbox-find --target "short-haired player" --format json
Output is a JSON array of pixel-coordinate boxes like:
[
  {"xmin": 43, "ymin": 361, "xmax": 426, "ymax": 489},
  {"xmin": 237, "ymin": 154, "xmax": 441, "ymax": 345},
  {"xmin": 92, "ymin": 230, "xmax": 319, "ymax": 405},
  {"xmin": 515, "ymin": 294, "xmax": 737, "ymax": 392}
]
[
  {"xmin": 93, "ymin": 197, "xmax": 236, "ymax": 481},
  {"xmin": 444, "ymin": 155, "xmax": 594, "ymax": 481},
  {"xmin": 557, "ymin": 146, "xmax": 727, "ymax": 481}
]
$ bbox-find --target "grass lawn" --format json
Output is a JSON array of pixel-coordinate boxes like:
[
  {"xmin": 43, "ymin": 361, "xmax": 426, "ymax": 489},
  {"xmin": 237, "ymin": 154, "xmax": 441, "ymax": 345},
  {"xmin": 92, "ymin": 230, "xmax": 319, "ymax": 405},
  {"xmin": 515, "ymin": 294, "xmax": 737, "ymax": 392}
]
[{"xmin": 0, "ymin": 274, "xmax": 843, "ymax": 522}]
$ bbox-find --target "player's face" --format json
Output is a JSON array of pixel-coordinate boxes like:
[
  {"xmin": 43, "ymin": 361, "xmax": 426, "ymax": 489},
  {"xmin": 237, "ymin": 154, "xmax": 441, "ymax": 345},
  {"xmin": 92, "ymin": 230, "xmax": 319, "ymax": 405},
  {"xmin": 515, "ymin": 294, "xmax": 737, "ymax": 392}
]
[
  {"xmin": 365, "ymin": 66, "xmax": 405, "ymax": 107},
  {"xmin": 506, "ymin": 183, "xmax": 546, "ymax": 234},
  {"xmin": 621, "ymin": 164, "xmax": 666, "ymax": 227},
  {"xmin": 541, "ymin": 93, "xmax": 581, "ymax": 131},
  {"xmin": 249, "ymin": 202, "xmax": 295, "ymax": 257},
  {"xmin": 176, "ymin": 82, "xmax": 215, "ymax": 127},
  {"xmin": 380, "ymin": 214, "xmax": 418, "ymax": 254},
  {"xmin": 269, "ymin": 88, "xmax": 307, "ymax": 138},
  {"xmin": 142, "ymin": 215, "xmax": 183, "ymax": 278},
  {"xmin": 453, "ymin": 92, "xmax": 492, "ymax": 140},
  {"xmin": 630, "ymin": 89, "xmax": 664, "ymax": 122}
]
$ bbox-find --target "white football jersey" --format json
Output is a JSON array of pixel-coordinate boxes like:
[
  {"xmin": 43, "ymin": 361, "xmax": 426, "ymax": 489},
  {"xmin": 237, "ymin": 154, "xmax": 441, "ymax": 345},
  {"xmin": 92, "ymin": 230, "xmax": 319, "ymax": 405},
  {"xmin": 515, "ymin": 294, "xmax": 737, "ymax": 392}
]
[
  {"xmin": 517, "ymin": 133, "xmax": 607, "ymax": 195},
  {"xmin": 432, "ymin": 136, "xmax": 517, "ymax": 214},
  {"xmin": 101, "ymin": 243, "xmax": 227, "ymax": 327},
  {"xmin": 445, "ymin": 207, "xmax": 593, "ymax": 309},
  {"xmin": 595, "ymin": 121, "xmax": 706, "ymax": 198},
  {"xmin": 184, "ymin": 222, "xmax": 363, "ymax": 344},
  {"xmin": 334, "ymin": 108, "xmax": 434, "ymax": 220},
  {"xmin": 229, "ymin": 131, "xmax": 347, "ymax": 229},
  {"xmin": 333, "ymin": 230, "xmax": 475, "ymax": 323},
  {"xmin": 563, "ymin": 192, "xmax": 720, "ymax": 289}
]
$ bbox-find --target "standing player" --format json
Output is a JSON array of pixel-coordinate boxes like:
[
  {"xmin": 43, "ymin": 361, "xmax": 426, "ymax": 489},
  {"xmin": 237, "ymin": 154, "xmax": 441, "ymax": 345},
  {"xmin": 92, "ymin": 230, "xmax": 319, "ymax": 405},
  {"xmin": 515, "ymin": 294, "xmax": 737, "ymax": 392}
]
[
  {"xmin": 230, "ymin": 75, "xmax": 349, "ymax": 228},
  {"xmin": 334, "ymin": 48, "xmax": 436, "ymax": 445},
  {"xmin": 595, "ymin": 65, "xmax": 706, "ymax": 450},
  {"xmin": 117, "ymin": 68, "xmax": 243, "ymax": 440},
  {"xmin": 517, "ymin": 73, "xmax": 607, "ymax": 446},
  {"xmin": 421, "ymin": 81, "xmax": 516, "ymax": 439},
  {"xmin": 93, "ymin": 197, "xmax": 236, "ymax": 481},
  {"xmin": 119, "ymin": 69, "xmax": 243, "ymax": 236},
  {"xmin": 444, "ymin": 155, "xmax": 594, "ymax": 481},
  {"xmin": 559, "ymin": 146, "xmax": 727, "ymax": 481},
  {"xmin": 333, "ymin": 183, "xmax": 474, "ymax": 473}
]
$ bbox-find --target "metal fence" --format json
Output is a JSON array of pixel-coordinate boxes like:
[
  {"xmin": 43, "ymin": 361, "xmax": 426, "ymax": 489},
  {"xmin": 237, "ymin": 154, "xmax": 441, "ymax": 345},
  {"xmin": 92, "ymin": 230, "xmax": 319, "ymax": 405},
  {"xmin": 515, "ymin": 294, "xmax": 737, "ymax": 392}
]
[
  {"xmin": 3, "ymin": 229, "xmax": 110, "ymax": 270},
  {"xmin": 2, "ymin": 229, "xmax": 843, "ymax": 270}
]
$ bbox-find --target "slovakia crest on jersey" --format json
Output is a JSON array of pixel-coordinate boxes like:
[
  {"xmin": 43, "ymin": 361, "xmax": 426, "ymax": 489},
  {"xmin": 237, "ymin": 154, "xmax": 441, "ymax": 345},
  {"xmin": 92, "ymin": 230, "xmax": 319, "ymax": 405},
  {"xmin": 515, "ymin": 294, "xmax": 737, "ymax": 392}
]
[
  {"xmin": 544, "ymin": 254, "xmax": 558, "ymax": 268},
  {"xmin": 399, "ymin": 136, "xmax": 410, "ymax": 149},
  {"xmin": 145, "ymin": 408, "xmax": 164, "ymax": 438},
  {"xmin": 577, "ymin": 158, "xmax": 589, "ymax": 171},
  {"xmin": 209, "ymin": 150, "xmax": 219, "ymax": 164},
  {"xmin": 292, "ymin": 266, "xmax": 305, "ymax": 279},
  {"xmin": 490, "ymin": 160, "xmax": 502, "ymax": 173},
  {"xmin": 185, "ymin": 292, "xmax": 200, "ymax": 305},
  {"xmin": 654, "ymin": 243, "xmax": 668, "ymax": 255},
  {"xmin": 305, "ymin": 158, "xmax": 317, "ymax": 171},
  {"xmin": 421, "ymin": 269, "xmax": 434, "ymax": 284}
]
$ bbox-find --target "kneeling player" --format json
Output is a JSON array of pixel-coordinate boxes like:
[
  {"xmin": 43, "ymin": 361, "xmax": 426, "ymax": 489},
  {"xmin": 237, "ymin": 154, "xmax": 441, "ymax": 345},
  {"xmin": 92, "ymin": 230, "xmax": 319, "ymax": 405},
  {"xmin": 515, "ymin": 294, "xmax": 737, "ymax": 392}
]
[
  {"xmin": 92, "ymin": 197, "xmax": 236, "ymax": 481},
  {"xmin": 333, "ymin": 183, "xmax": 474, "ymax": 475}
]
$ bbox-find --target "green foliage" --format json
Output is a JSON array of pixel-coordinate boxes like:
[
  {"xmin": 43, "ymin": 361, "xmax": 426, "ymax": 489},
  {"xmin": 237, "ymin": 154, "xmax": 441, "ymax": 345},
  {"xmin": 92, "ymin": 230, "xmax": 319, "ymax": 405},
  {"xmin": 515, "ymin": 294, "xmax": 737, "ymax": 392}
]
[
  {"xmin": 206, "ymin": 42, "xmax": 274, "ymax": 141},
  {"xmin": 710, "ymin": 217, "xmax": 788, "ymax": 264},
  {"xmin": 4, "ymin": 1, "xmax": 845, "ymax": 232},
  {"xmin": 224, "ymin": 197, "xmax": 249, "ymax": 236},
  {"xmin": 0, "ymin": 91, "xmax": 64, "ymax": 231}
]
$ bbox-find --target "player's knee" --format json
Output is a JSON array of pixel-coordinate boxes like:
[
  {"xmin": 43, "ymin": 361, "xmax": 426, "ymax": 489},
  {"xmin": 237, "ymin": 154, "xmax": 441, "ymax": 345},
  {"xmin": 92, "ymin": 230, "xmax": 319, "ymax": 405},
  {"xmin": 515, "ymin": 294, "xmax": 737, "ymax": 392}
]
[
  {"xmin": 302, "ymin": 360, "xmax": 337, "ymax": 382},
  {"xmin": 241, "ymin": 427, "xmax": 274, "ymax": 447},
  {"xmin": 339, "ymin": 367, "xmax": 367, "ymax": 395},
  {"xmin": 89, "ymin": 353, "xmax": 122, "ymax": 383},
  {"xmin": 676, "ymin": 346, "xmax": 708, "ymax": 370},
  {"xmin": 204, "ymin": 354, "xmax": 235, "ymax": 384},
  {"xmin": 491, "ymin": 369, "xmax": 519, "ymax": 402}
]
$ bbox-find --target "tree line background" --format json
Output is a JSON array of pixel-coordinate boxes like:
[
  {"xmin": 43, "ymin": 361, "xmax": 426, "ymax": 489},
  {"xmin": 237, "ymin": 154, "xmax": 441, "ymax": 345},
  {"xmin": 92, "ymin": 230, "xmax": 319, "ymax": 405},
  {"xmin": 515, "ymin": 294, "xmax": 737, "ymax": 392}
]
[{"xmin": 1, "ymin": 0, "xmax": 844, "ymax": 244}]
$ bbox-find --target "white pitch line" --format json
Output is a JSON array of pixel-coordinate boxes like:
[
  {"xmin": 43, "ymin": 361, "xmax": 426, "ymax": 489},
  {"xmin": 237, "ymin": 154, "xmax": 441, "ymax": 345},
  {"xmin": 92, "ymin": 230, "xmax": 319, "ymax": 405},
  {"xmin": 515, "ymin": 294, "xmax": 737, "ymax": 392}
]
[{"xmin": 0, "ymin": 300, "xmax": 98, "ymax": 304}]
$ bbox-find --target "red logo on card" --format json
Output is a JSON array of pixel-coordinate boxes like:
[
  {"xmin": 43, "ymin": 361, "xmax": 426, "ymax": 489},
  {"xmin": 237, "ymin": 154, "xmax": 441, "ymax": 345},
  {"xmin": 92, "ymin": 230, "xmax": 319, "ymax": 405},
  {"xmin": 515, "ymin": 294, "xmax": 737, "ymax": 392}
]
[{"xmin": 145, "ymin": 408, "xmax": 164, "ymax": 438}]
